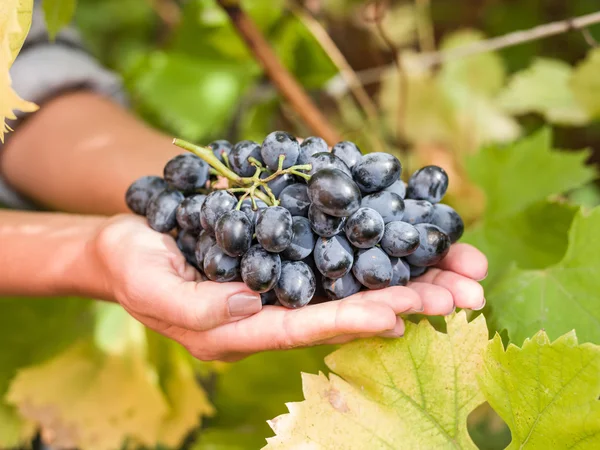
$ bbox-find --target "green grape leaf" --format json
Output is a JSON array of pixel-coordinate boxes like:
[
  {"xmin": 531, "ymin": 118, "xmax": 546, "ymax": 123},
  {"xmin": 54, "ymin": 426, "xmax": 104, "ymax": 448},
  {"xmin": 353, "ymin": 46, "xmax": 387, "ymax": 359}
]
[
  {"xmin": 265, "ymin": 312, "xmax": 487, "ymax": 449},
  {"xmin": 480, "ymin": 331, "xmax": 600, "ymax": 449},
  {"xmin": 42, "ymin": 0, "xmax": 77, "ymax": 40},
  {"xmin": 572, "ymin": 47, "xmax": 600, "ymax": 119},
  {"xmin": 487, "ymin": 207, "xmax": 600, "ymax": 345},
  {"xmin": 127, "ymin": 51, "xmax": 255, "ymax": 143},
  {"xmin": 193, "ymin": 347, "xmax": 331, "ymax": 450},
  {"xmin": 497, "ymin": 58, "xmax": 589, "ymax": 126}
]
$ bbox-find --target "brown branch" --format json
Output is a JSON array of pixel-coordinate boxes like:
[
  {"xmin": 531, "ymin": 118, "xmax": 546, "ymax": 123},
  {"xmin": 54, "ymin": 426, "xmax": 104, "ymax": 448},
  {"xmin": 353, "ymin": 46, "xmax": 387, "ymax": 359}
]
[{"xmin": 216, "ymin": 0, "xmax": 342, "ymax": 145}]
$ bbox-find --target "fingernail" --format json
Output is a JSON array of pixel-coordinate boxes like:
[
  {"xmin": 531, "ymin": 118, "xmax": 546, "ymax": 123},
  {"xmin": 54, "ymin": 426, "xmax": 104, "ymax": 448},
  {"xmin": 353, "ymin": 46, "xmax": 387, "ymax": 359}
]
[
  {"xmin": 380, "ymin": 320, "xmax": 405, "ymax": 338},
  {"xmin": 473, "ymin": 297, "xmax": 486, "ymax": 311},
  {"xmin": 477, "ymin": 270, "xmax": 488, "ymax": 282},
  {"xmin": 445, "ymin": 305, "xmax": 456, "ymax": 316},
  {"xmin": 228, "ymin": 292, "xmax": 262, "ymax": 317},
  {"xmin": 406, "ymin": 306, "xmax": 424, "ymax": 314}
]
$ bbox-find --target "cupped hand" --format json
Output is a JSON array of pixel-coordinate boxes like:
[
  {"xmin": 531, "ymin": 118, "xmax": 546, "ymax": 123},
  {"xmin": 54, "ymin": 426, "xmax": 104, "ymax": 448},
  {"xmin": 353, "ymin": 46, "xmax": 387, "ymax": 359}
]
[{"xmin": 92, "ymin": 214, "xmax": 487, "ymax": 362}]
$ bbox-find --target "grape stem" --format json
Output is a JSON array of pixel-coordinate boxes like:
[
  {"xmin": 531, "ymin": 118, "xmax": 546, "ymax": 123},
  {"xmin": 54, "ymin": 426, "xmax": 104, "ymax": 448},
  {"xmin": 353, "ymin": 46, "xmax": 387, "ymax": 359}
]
[{"xmin": 173, "ymin": 138, "xmax": 312, "ymax": 207}]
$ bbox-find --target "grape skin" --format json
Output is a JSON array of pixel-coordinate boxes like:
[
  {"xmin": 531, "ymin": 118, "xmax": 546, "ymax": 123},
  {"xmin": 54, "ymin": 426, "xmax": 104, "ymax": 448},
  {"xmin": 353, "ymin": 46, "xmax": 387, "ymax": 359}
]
[
  {"xmin": 203, "ymin": 245, "xmax": 240, "ymax": 282},
  {"xmin": 331, "ymin": 141, "xmax": 362, "ymax": 169},
  {"xmin": 176, "ymin": 229, "xmax": 199, "ymax": 268},
  {"xmin": 403, "ymin": 199, "xmax": 434, "ymax": 225},
  {"xmin": 125, "ymin": 176, "xmax": 167, "ymax": 216},
  {"xmin": 306, "ymin": 152, "xmax": 352, "ymax": 177},
  {"xmin": 146, "ymin": 189, "xmax": 185, "ymax": 233},
  {"xmin": 261, "ymin": 290, "xmax": 279, "ymax": 306},
  {"xmin": 230, "ymin": 140, "xmax": 263, "ymax": 177},
  {"xmin": 176, "ymin": 194, "xmax": 206, "ymax": 231},
  {"xmin": 164, "ymin": 153, "xmax": 209, "ymax": 193},
  {"xmin": 352, "ymin": 247, "xmax": 393, "ymax": 289},
  {"xmin": 409, "ymin": 263, "xmax": 428, "ymax": 278},
  {"xmin": 352, "ymin": 152, "xmax": 402, "ymax": 193},
  {"xmin": 241, "ymin": 245, "xmax": 282, "ymax": 293},
  {"xmin": 344, "ymin": 207, "xmax": 385, "ymax": 249},
  {"xmin": 383, "ymin": 179, "xmax": 407, "ymax": 199},
  {"xmin": 200, "ymin": 190, "xmax": 237, "ymax": 234},
  {"xmin": 390, "ymin": 257, "xmax": 410, "ymax": 286},
  {"xmin": 261, "ymin": 131, "xmax": 300, "ymax": 171},
  {"xmin": 279, "ymin": 184, "xmax": 311, "ymax": 217},
  {"xmin": 313, "ymin": 235, "xmax": 354, "ymax": 279},
  {"xmin": 405, "ymin": 223, "xmax": 451, "ymax": 267},
  {"xmin": 275, "ymin": 261, "xmax": 316, "ymax": 308},
  {"xmin": 209, "ymin": 140, "xmax": 232, "ymax": 164},
  {"xmin": 323, "ymin": 272, "xmax": 362, "ymax": 300},
  {"xmin": 406, "ymin": 165, "xmax": 449, "ymax": 203},
  {"xmin": 308, "ymin": 203, "xmax": 346, "ymax": 237},
  {"xmin": 430, "ymin": 204, "xmax": 464, "ymax": 243},
  {"xmin": 282, "ymin": 217, "xmax": 317, "ymax": 261},
  {"xmin": 215, "ymin": 210, "xmax": 253, "ymax": 257},
  {"xmin": 261, "ymin": 172, "xmax": 296, "ymax": 198},
  {"xmin": 360, "ymin": 191, "xmax": 405, "ymax": 224},
  {"xmin": 297, "ymin": 137, "xmax": 328, "ymax": 165},
  {"xmin": 256, "ymin": 206, "xmax": 293, "ymax": 253},
  {"xmin": 380, "ymin": 221, "xmax": 420, "ymax": 257},
  {"xmin": 195, "ymin": 230, "xmax": 216, "ymax": 268},
  {"xmin": 240, "ymin": 198, "xmax": 268, "ymax": 225},
  {"xmin": 307, "ymin": 169, "xmax": 362, "ymax": 217}
]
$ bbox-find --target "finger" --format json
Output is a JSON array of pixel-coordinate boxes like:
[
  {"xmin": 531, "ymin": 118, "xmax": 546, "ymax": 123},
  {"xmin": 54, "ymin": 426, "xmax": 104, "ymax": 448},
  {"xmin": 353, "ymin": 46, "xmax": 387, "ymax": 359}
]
[
  {"xmin": 407, "ymin": 282, "xmax": 454, "ymax": 316},
  {"xmin": 184, "ymin": 287, "xmax": 419, "ymax": 355},
  {"xmin": 320, "ymin": 316, "xmax": 406, "ymax": 345},
  {"xmin": 415, "ymin": 268, "xmax": 485, "ymax": 310},
  {"xmin": 435, "ymin": 243, "xmax": 488, "ymax": 281},
  {"xmin": 140, "ymin": 274, "xmax": 263, "ymax": 332}
]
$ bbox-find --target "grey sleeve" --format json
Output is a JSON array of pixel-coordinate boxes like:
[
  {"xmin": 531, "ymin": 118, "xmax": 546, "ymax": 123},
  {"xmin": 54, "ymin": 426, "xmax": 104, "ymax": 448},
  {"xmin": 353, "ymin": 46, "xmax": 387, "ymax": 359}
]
[{"xmin": 0, "ymin": 1, "xmax": 129, "ymax": 210}]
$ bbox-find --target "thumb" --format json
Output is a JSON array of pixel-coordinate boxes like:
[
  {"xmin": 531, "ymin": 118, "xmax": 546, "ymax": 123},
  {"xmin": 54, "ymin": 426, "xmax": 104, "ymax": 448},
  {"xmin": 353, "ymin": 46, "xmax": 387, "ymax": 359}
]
[{"xmin": 145, "ymin": 273, "xmax": 263, "ymax": 331}]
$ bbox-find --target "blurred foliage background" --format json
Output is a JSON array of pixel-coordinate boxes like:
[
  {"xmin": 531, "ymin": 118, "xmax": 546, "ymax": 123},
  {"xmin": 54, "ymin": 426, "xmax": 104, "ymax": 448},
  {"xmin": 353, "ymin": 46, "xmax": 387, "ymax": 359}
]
[{"xmin": 2, "ymin": 0, "xmax": 600, "ymax": 449}]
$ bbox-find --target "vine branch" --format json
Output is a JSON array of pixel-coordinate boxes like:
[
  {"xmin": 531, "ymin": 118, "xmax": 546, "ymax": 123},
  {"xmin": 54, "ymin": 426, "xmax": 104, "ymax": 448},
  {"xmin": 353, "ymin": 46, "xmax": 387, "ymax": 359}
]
[{"xmin": 216, "ymin": 0, "xmax": 342, "ymax": 145}]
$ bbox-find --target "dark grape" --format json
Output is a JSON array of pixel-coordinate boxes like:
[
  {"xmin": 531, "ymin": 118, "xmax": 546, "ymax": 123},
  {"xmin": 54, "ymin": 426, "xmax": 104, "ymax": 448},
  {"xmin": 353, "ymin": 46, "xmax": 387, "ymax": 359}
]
[
  {"xmin": 125, "ymin": 176, "xmax": 167, "ymax": 215},
  {"xmin": 403, "ymin": 199, "xmax": 434, "ymax": 225},
  {"xmin": 430, "ymin": 204, "xmax": 464, "ymax": 243},
  {"xmin": 406, "ymin": 165, "xmax": 449, "ymax": 203},
  {"xmin": 209, "ymin": 140, "xmax": 232, "ymax": 164},
  {"xmin": 308, "ymin": 169, "xmax": 361, "ymax": 217},
  {"xmin": 344, "ymin": 207, "xmax": 384, "ymax": 248},
  {"xmin": 382, "ymin": 179, "xmax": 406, "ymax": 199},
  {"xmin": 282, "ymin": 216, "xmax": 316, "ymax": 260},
  {"xmin": 323, "ymin": 272, "xmax": 362, "ymax": 300},
  {"xmin": 361, "ymin": 191, "xmax": 405, "ymax": 224},
  {"xmin": 308, "ymin": 203, "xmax": 346, "ymax": 237},
  {"xmin": 313, "ymin": 235, "xmax": 354, "ymax": 279},
  {"xmin": 297, "ymin": 137, "xmax": 328, "ymax": 165},
  {"xmin": 256, "ymin": 206, "xmax": 293, "ymax": 252},
  {"xmin": 261, "ymin": 172, "xmax": 296, "ymax": 198},
  {"xmin": 331, "ymin": 141, "xmax": 362, "ymax": 169},
  {"xmin": 352, "ymin": 247, "xmax": 392, "ymax": 289},
  {"xmin": 230, "ymin": 140, "xmax": 263, "ymax": 177},
  {"xmin": 390, "ymin": 257, "xmax": 410, "ymax": 286},
  {"xmin": 164, "ymin": 154, "xmax": 209, "ymax": 193},
  {"xmin": 176, "ymin": 194, "xmax": 206, "ymax": 231},
  {"xmin": 146, "ymin": 189, "xmax": 185, "ymax": 233},
  {"xmin": 352, "ymin": 152, "xmax": 402, "ymax": 193},
  {"xmin": 176, "ymin": 229, "xmax": 199, "ymax": 267},
  {"xmin": 240, "ymin": 198, "xmax": 268, "ymax": 225},
  {"xmin": 215, "ymin": 210, "xmax": 253, "ymax": 257},
  {"xmin": 279, "ymin": 184, "xmax": 311, "ymax": 217},
  {"xmin": 203, "ymin": 245, "xmax": 240, "ymax": 282},
  {"xmin": 241, "ymin": 245, "xmax": 282, "ymax": 293},
  {"xmin": 380, "ymin": 221, "xmax": 420, "ymax": 257},
  {"xmin": 195, "ymin": 230, "xmax": 216, "ymax": 268},
  {"xmin": 306, "ymin": 152, "xmax": 352, "ymax": 177},
  {"xmin": 409, "ymin": 264, "xmax": 428, "ymax": 278},
  {"xmin": 275, "ymin": 261, "xmax": 316, "ymax": 308},
  {"xmin": 200, "ymin": 190, "xmax": 237, "ymax": 234},
  {"xmin": 261, "ymin": 290, "xmax": 279, "ymax": 306},
  {"xmin": 261, "ymin": 131, "xmax": 300, "ymax": 171},
  {"xmin": 405, "ymin": 223, "xmax": 451, "ymax": 267},
  {"xmin": 301, "ymin": 255, "xmax": 326, "ymax": 298}
]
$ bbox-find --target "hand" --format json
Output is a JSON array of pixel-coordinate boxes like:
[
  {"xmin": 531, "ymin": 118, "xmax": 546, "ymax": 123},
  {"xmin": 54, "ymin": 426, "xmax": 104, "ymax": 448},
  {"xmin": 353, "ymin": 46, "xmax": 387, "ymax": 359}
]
[{"xmin": 92, "ymin": 215, "xmax": 487, "ymax": 362}]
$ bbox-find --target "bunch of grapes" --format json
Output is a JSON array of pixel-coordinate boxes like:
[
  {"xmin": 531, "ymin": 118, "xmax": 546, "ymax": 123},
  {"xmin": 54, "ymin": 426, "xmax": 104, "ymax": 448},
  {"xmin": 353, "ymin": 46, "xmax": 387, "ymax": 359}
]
[{"xmin": 125, "ymin": 131, "xmax": 464, "ymax": 309}]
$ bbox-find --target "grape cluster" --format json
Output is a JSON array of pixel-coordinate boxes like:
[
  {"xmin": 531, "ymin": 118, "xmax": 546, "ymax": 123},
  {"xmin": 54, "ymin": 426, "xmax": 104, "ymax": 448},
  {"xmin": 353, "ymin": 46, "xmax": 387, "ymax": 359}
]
[{"xmin": 125, "ymin": 131, "xmax": 464, "ymax": 309}]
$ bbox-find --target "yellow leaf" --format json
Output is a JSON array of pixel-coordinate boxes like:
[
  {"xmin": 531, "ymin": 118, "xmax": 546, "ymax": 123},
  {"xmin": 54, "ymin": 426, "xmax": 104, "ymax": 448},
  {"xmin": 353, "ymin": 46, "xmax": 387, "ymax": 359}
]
[
  {"xmin": 6, "ymin": 341, "xmax": 170, "ymax": 450},
  {"xmin": 265, "ymin": 312, "xmax": 488, "ymax": 449},
  {"xmin": 0, "ymin": 0, "xmax": 38, "ymax": 143}
]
